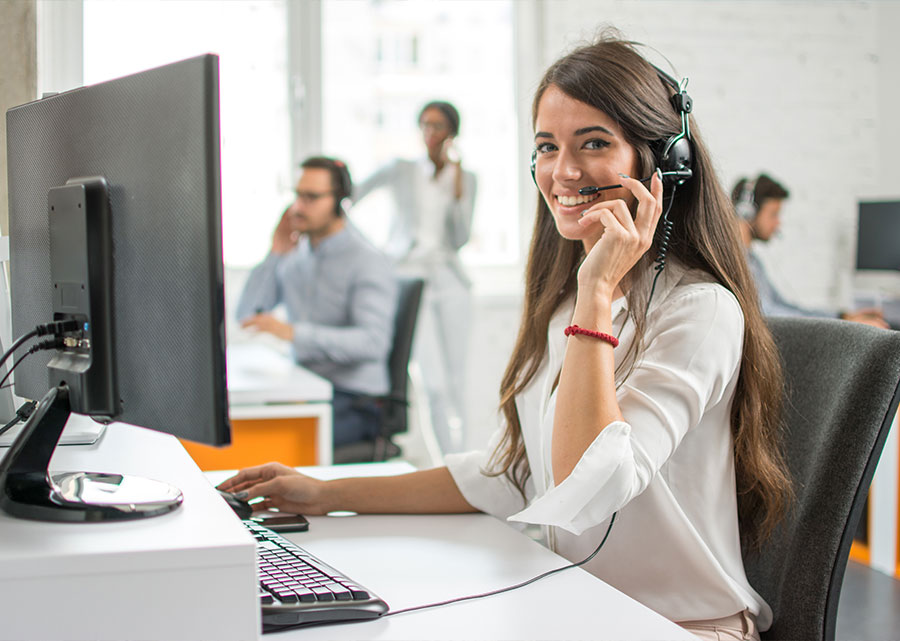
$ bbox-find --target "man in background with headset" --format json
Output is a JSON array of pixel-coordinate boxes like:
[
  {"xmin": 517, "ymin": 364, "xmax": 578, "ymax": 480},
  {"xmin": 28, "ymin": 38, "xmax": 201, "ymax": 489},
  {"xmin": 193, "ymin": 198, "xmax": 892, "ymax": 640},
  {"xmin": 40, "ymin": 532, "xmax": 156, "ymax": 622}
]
[
  {"xmin": 731, "ymin": 173, "xmax": 887, "ymax": 327},
  {"xmin": 236, "ymin": 156, "xmax": 399, "ymax": 448}
]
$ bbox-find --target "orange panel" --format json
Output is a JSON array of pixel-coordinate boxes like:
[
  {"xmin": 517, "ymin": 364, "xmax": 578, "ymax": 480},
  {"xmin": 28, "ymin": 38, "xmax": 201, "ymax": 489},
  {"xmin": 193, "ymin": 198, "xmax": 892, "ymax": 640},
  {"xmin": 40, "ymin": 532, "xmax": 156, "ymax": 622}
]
[
  {"xmin": 181, "ymin": 417, "xmax": 319, "ymax": 471},
  {"xmin": 849, "ymin": 540, "xmax": 870, "ymax": 565}
]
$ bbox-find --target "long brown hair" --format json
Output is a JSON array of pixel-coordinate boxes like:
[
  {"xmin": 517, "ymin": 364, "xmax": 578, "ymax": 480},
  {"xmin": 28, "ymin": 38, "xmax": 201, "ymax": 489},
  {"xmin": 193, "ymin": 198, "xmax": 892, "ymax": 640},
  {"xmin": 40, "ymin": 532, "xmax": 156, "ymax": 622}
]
[{"xmin": 487, "ymin": 34, "xmax": 792, "ymax": 550}]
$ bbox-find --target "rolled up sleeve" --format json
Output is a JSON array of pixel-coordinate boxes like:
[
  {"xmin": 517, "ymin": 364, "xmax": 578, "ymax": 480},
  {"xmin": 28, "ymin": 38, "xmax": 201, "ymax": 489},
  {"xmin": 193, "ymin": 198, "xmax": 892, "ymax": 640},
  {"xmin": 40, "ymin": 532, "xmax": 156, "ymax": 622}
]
[{"xmin": 445, "ymin": 428, "xmax": 533, "ymax": 522}]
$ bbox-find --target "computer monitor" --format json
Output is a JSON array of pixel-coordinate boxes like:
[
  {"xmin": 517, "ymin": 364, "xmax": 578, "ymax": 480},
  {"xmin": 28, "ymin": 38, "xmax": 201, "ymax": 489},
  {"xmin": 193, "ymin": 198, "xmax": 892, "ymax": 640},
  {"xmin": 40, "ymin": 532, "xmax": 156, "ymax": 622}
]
[
  {"xmin": 857, "ymin": 200, "xmax": 900, "ymax": 272},
  {"xmin": 0, "ymin": 55, "xmax": 230, "ymax": 522}
]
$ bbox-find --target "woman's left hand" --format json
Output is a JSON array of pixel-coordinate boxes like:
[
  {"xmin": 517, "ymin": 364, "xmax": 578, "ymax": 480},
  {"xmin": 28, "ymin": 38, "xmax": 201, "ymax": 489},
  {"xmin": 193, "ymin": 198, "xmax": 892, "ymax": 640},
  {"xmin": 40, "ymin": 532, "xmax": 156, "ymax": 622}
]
[{"xmin": 575, "ymin": 169, "xmax": 664, "ymax": 299}]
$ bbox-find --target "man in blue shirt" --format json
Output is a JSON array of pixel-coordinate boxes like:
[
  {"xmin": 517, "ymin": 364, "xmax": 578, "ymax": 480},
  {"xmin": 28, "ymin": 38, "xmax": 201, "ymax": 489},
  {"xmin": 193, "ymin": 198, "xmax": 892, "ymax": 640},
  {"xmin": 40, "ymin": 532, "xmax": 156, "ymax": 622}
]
[
  {"xmin": 732, "ymin": 173, "xmax": 886, "ymax": 327},
  {"xmin": 236, "ymin": 157, "xmax": 399, "ymax": 447}
]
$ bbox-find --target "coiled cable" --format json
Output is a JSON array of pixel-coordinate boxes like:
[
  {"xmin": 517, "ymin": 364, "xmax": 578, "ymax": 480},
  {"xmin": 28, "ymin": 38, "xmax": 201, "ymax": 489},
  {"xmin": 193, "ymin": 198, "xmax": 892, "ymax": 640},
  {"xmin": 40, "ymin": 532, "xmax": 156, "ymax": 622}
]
[{"xmin": 646, "ymin": 183, "xmax": 678, "ymax": 314}]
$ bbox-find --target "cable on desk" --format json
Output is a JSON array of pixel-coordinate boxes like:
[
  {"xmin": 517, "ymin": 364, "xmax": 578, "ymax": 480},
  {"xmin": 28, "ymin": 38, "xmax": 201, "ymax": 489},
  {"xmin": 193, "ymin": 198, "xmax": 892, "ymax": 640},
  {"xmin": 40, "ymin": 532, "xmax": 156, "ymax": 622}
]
[
  {"xmin": 0, "ymin": 400, "xmax": 37, "ymax": 439},
  {"xmin": 382, "ymin": 512, "xmax": 617, "ymax": 618}
]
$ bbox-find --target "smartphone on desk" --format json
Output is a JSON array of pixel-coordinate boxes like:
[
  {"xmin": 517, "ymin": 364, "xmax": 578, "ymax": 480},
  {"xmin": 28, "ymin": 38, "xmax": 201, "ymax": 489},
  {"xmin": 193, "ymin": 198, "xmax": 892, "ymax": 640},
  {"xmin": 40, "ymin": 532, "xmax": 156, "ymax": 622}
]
[{"xmin": 250, "ymin": 509, "xmax": 309, "ymax": 533}]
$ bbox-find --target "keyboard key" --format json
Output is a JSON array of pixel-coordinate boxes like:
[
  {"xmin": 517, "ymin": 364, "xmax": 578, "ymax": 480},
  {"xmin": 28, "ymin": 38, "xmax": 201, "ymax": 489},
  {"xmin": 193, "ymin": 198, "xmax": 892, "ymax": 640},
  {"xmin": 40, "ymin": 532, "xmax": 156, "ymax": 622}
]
[
  {"xmin": 311, "ymin": 587, "xmax": 335, "ymax": 601},
  {"xmin": 297, "ymin": 593, "xmax": 317, "ymax": 603},
  {"xmin": 273, "ymin": 591, "xmax": 299, "ymax": 603},
  {"xmin": 325, "ymin": 583, "xmax": 353, "ymax": 600},
  {"xmin": 336, "ymin": 584, "xmax": 368, "ymax": 600}
]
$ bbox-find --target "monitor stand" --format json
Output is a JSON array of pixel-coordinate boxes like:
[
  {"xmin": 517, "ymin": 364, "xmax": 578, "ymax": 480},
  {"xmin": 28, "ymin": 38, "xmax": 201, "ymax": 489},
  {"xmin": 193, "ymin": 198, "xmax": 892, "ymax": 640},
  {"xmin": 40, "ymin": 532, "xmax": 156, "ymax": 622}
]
[{"xmin": 0, "ymin": 383, "xmax": 182, "ymax": 522}]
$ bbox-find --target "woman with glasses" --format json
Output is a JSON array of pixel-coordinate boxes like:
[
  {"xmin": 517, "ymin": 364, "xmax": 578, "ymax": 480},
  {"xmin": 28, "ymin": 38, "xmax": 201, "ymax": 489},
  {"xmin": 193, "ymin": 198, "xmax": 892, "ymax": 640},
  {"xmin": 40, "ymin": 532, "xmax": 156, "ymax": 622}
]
[{"xmin": 354, "ymin": 101, "xmax": 478, "ymax": 456}]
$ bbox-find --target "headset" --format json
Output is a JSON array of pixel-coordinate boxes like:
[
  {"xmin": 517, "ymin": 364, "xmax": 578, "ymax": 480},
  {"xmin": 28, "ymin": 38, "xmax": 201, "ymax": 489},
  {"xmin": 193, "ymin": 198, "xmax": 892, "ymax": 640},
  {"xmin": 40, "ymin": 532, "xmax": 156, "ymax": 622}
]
[
  {"xmin": 527, "ymin": 64, "xmax": 694, "ymax": 311},
  {"xmin": 529, "ymin": 65, "xmax": 693, "ymax": 190},
  {"xmin": 301, "ymin": 157, "xmax": 353, "ymax": 217},
  {"xmin": 734, "ymin": 178, "xmax": 758, "ymax": 221},
  {"xmin": 650, "ymin": 66, "xmax": 693, "ymax": 187},
  {"xmin": 330, "ymin": 159, "xmax": 352, "ymax": 217}
]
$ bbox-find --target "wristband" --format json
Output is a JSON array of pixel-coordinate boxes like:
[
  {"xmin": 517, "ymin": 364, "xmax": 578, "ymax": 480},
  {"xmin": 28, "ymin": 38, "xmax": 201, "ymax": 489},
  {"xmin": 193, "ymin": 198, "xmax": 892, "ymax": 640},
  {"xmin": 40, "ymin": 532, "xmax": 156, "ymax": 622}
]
[{"xmin": 564, "ymin": 324, "xmax": 619, "ymax": 347}]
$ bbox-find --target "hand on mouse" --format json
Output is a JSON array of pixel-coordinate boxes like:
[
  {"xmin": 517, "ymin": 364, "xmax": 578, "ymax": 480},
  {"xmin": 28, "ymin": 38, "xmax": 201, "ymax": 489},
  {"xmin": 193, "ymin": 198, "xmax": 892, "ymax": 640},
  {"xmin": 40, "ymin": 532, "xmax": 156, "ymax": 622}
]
[
  {"xmin": 218, "ymin": 462, "xmax": 329, "ymax": 515},
  {"xmin": 217, "ymin": 489, "xmax": 253, "ymax": 519}
]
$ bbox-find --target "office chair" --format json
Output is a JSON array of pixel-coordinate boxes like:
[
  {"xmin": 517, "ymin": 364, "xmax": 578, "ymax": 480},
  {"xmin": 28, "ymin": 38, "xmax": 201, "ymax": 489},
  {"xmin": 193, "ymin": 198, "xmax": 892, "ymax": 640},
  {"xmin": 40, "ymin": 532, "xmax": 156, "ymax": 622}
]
[
  {"xmin": 743, "ymin": 317, "xmax": 900, "ymax": 641},
  {"xmin": 333, "ymin": 278, "xmax": 425, "ymax": 464}
]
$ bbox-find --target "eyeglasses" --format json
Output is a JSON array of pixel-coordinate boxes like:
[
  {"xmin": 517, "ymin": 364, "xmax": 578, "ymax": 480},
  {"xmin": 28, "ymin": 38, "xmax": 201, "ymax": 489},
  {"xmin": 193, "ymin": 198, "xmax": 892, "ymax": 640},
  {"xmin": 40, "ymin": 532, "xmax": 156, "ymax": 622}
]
[
  {"xmin": 294, "ymin": 190, "xmax": 334, "ymax": 204},
  {"xmin": 419, "ymin": 121, "xmax": 449, "ymax": 133}
]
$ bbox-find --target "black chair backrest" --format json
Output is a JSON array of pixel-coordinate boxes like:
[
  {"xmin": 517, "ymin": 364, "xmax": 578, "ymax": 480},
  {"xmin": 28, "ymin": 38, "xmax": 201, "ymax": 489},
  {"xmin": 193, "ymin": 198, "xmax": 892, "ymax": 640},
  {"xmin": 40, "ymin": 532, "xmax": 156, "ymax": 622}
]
[
  {"xmin": 745, "ymin": 318, "xmax": 900, "ymax": 641},
  {"xmin": 381, "ymin": 278, "xmax": 425, "ymax": 437}
]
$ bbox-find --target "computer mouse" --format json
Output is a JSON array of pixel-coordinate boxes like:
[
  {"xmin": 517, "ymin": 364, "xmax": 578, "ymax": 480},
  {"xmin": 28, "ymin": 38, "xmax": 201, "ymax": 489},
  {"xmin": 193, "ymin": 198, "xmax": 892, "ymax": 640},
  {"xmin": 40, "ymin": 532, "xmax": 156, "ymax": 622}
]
[{"xmin": 217, "ymin": 489, "xmax": 253, "ymax": 519}]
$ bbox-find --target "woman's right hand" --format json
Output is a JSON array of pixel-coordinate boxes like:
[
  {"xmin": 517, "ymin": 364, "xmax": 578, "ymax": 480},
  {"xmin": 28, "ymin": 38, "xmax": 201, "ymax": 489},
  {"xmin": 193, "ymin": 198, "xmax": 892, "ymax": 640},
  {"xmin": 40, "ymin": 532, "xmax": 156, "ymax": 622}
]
[
  {"xmin": 217, "ymin": 462, "xmax": 330, "ymax": 515},
  {"xmin": 575, "ymin": 170, "xmax": 664, "ymax": 300},
  {"xmin": 441, "ymin": 138, "xmax": 465, "ymax": 200}
]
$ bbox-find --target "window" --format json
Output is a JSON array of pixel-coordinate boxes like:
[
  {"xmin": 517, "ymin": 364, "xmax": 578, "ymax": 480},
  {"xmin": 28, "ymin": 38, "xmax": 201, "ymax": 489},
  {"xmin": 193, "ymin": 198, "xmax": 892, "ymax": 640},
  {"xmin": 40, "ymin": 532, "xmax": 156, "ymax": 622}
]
[
  {"xmin": 82, "ymin": 0, "xmax": 291, "ymax": 268},
  {"xmin": 320, "ymin": 0, "xmax": 519, "ymax": 265},
  {"xmin": 78, "ymin": 0, "xmax": 525, "ymax": 271}
]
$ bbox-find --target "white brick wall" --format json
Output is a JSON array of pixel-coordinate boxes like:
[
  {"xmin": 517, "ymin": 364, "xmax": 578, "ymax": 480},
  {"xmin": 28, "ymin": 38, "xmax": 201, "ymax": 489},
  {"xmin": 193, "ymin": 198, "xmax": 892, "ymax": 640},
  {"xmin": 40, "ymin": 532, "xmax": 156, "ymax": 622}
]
[{"xmin": 539, "ymin": 0, "xmax": 894, "ymax": 309}]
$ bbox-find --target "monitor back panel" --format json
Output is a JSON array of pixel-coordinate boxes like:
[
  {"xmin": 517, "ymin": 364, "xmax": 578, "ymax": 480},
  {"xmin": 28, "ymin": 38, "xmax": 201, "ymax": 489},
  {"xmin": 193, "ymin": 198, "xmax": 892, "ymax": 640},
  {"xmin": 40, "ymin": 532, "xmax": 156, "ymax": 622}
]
[{"xmin": 6, "ymin": 55, "xmax": 229, "ymax": 445}]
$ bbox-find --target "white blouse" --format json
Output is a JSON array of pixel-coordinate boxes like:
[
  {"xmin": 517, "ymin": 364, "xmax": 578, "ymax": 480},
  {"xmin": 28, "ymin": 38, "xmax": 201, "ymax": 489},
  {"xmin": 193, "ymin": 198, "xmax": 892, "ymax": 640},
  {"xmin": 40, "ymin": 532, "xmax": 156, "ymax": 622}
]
[
  {"xmin": 444, "ymin": 260, "xmax": 772, "ymax": 628},
  {"xmin": 353, "ymin": 157, "xmax": 476, "ymax": 284}
]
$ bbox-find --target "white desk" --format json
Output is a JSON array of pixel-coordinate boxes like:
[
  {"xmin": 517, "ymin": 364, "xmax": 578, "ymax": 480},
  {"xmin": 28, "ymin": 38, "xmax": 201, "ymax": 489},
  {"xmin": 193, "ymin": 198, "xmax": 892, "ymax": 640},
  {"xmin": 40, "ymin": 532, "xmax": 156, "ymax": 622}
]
[
  {"xmin": 0, "ymin": 424, "xmax": 259, "ymax": 641},
  {"xmin": 206, "ymin": 467, "xmax": 695, "ymax": 641},
  {"xmin": 0, "ymin": 426, "xmax": 693, "ymax": 640},
  {"xmin": 265, "ymin": 514, "xmax": 694, "ymax": 640}
]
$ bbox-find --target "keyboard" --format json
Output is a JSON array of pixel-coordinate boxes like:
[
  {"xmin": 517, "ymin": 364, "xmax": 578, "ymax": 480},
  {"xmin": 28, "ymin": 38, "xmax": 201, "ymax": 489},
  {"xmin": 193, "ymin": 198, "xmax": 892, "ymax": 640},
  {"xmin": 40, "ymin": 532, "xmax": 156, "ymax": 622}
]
[{"xmin": 243, "ymin": 520, "xmax": 389, "ymax": 632}]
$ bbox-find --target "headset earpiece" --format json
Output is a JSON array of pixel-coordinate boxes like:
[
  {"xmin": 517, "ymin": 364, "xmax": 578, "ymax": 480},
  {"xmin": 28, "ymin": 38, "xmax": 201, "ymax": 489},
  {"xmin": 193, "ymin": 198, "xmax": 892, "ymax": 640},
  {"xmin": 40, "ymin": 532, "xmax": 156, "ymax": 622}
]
[
  {"xmin": 650, "ymin": 65, "xmax": 693, "ymax": 187},
  {"xmin": 735, "ymin": 179, "xmax": 758, "ymax": 221},
  {"xmin": 656, "ymin": 136, "xmax": 693, "ymax": 186},
  {"xmin": 332, "ymin": 159, "xmax": 352, "ymax": 216}
]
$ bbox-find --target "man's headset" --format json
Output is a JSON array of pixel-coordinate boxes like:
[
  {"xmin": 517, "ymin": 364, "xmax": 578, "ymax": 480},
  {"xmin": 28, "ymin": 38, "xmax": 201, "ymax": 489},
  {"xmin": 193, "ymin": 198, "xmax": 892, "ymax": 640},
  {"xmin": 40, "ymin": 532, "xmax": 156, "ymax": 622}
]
[
  {"xmin": 529, "ymin": 65, "xmax": 693, "ymax": 191},
  {"xmin": 734, "ymin": 178, "xmax": 758, "ymax": 221},
  {"xmin": 299, "ymin": 157, "xmax": 353, "ymax": 216},
  {"xmin": 331, "ymin": 159, "xmax": 352, "ymax": 217}
]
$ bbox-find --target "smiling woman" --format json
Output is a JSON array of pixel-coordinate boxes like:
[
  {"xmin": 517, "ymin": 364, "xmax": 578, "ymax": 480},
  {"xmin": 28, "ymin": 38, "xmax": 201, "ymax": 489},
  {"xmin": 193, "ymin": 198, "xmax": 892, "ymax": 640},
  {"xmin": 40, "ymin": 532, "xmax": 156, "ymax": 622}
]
[
  {"xmin": 218, "ymin": 32, "xmax": 793, "ymax": 641},
  {"xmin": 475, "ymin": 33, "xmax": 793, "ymax": 640}
]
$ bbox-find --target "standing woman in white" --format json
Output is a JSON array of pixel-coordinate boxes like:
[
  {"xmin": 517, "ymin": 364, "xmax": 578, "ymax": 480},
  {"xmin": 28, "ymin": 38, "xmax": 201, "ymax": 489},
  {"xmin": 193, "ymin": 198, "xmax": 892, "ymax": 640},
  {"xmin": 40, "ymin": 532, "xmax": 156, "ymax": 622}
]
[{"xmin": 354, "ymin": 101, "xmax": 477, "ymax": 455}]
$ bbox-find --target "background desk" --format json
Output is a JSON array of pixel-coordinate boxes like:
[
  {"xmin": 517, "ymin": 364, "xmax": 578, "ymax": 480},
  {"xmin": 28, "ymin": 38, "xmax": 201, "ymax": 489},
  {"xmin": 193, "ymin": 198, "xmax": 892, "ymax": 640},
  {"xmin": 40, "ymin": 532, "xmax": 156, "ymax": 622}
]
[{"xmin": 182, "ymin": 341, "xmax": 334, "ymax": 468}]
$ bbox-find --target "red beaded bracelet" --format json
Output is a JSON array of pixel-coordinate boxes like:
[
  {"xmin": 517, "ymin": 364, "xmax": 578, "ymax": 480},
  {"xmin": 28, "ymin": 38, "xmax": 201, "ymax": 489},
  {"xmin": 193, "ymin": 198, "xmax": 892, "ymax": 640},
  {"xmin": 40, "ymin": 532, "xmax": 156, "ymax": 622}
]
[{"xmin": 564, "ymin": 324, "xmax": 619, "ymax": 347}]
